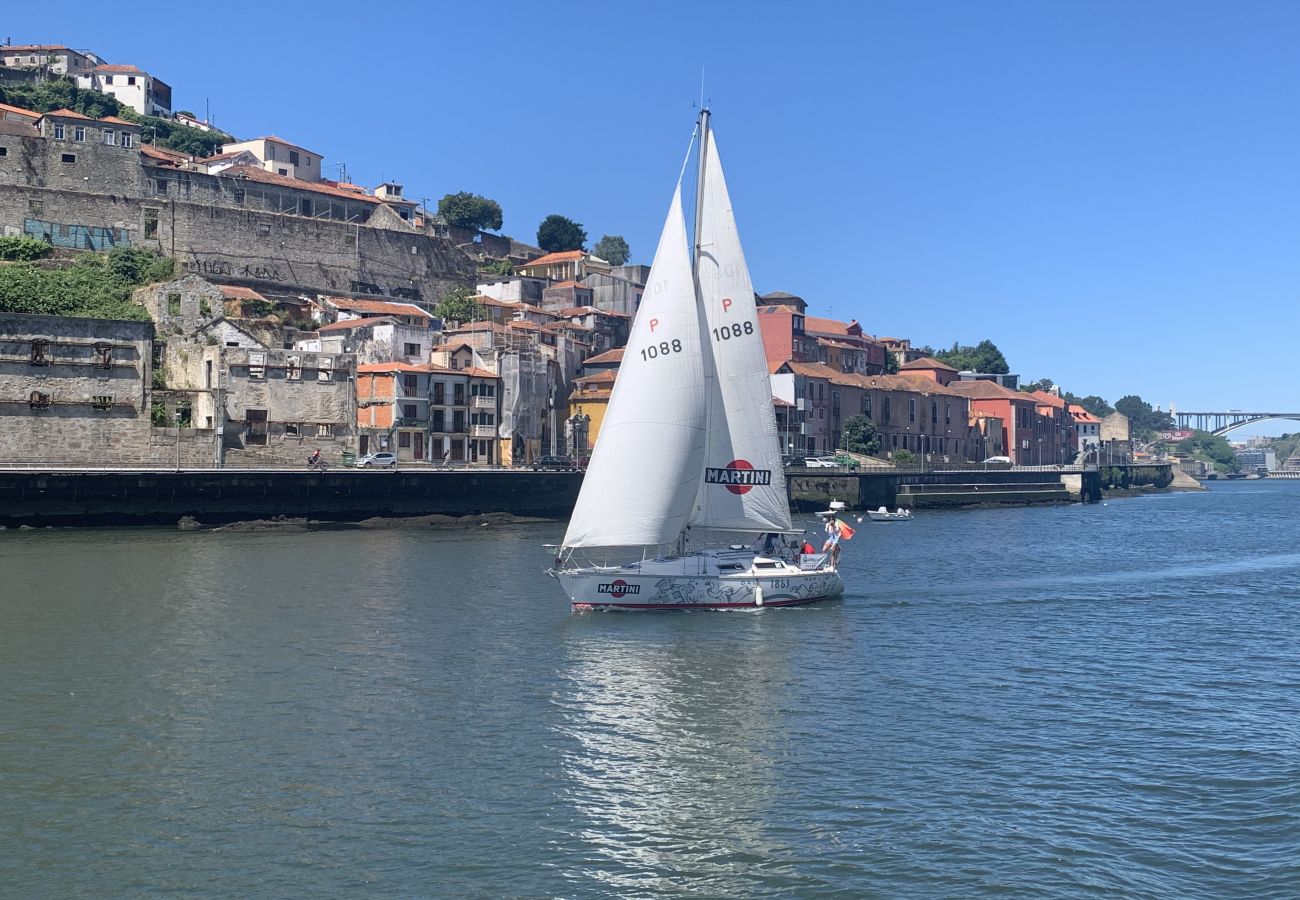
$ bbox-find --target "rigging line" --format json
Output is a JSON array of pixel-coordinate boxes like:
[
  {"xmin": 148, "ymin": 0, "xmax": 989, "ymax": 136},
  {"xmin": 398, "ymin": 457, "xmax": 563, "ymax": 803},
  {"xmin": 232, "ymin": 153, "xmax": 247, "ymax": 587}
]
[{"xmin": 677, "ymin": 123, "xmax": 699, "ymax": 187}]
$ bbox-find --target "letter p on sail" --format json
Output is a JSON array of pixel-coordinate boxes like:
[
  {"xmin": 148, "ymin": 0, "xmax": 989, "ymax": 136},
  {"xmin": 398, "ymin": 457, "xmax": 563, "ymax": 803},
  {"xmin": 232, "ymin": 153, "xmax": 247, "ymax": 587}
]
[
  {"xmin": 649, "ymin": 318, "xmax": 659, "ymax": 332},
  {"xmin": 721, "ymin": 297, "xmax": 733, "ymax": 313}
]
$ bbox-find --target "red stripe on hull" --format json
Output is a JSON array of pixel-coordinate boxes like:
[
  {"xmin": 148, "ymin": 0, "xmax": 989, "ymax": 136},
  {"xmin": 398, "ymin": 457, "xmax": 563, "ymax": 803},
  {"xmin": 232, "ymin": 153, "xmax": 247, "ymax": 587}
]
[{"xmin": 572, "ymin": 594, "xmax": 836, "ymax": 611}]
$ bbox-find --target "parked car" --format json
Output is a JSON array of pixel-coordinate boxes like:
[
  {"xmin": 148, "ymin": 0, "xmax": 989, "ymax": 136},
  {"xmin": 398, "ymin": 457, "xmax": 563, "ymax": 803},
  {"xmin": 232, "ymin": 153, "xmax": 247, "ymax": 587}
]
[
  {"xmin": 532, "ymin": 455, "xmax": 574, "ymax": 471},
  {"xmin": 804, "ymin": 456, "xmax": 840, "ymax": 468},
  {"xmin": 782, "ymin": 454, "xmax": 808, "ymax": 467},
  {"xmin": 357, "ymin": 451, "xmax": 398, "ymax": 469},
  {"xmin": 982, "ymin": 455, "xmax": 1012, "ymax": 465}
]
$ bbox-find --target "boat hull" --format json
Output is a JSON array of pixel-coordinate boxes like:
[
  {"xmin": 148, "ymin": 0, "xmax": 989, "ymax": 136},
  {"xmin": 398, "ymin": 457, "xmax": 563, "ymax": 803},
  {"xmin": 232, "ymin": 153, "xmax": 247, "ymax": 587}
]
[{"xmin": 556, "ymin": 567, "xmax": 844, "ymax": 611}]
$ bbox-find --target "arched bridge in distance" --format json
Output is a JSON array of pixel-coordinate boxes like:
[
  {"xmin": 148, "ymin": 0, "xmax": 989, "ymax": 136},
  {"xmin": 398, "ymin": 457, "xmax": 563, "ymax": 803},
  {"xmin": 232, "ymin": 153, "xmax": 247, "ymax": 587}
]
[{"xmin": 1175, "ymin": 411, "xmax": 1300, "ymax": 436}]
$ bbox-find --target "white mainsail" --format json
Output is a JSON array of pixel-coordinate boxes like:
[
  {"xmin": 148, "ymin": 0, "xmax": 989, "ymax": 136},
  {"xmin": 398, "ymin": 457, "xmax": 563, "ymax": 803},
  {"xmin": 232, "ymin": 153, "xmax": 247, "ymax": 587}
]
[
  {"xmin": 561, "ymin": 186, "xmax": 707, "ymax": 549},
  {"xmin": 689, "ymin": 123, "xmax": 793, "ymax": 533}
]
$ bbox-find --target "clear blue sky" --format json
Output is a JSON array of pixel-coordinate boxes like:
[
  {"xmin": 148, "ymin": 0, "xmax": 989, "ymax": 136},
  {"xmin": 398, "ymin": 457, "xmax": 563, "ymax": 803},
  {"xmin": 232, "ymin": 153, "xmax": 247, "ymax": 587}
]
[{"xmin": 9, "ymin": 1, "xmax": 1300, "ymax": 426}]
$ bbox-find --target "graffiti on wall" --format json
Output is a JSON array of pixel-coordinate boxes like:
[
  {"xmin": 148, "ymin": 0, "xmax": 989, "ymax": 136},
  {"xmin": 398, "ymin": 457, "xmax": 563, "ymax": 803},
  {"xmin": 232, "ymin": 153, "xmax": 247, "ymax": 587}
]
[
  {"xmin": 24, "ymin": 218, "xmax": 129, "ymax": 251},
  {"xmin": 182, "ymin": 257, "xmax": 284, "ymax": 282}
]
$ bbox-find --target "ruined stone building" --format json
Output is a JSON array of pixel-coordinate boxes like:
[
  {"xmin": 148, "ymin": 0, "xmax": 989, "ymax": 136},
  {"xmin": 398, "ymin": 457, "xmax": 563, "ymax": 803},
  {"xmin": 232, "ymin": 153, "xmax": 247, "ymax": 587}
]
[
  {"xmin": 0, "ymin": 312, "xmax": 218, "ymax": 467},
  {"xmin": 0, "ymin": 108, "xmax": 478, "ymax": 305}
]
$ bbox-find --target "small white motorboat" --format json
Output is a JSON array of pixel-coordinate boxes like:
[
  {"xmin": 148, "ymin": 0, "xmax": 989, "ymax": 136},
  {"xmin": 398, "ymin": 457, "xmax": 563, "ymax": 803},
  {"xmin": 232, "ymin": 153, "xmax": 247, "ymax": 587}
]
[{"xmin": 863, "ymin": 506, "xmax": 912, "ymax": 522}]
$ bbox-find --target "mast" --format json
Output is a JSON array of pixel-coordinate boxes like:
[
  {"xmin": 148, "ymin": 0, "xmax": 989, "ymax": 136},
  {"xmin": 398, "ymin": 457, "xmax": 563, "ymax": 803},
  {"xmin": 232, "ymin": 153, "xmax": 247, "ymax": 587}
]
[
  {"xmin": 680, "ymin": 106, "xmax": 715, "ymax": 553},
  {"xmin": 692, "ymin": 107, "xmax": 711, "ymax": 267}
]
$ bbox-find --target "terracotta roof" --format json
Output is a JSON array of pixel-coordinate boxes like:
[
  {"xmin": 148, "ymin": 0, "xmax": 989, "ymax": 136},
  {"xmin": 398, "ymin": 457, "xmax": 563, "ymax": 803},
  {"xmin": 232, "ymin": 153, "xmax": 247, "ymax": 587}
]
[
  {"xmin": 42, "ymin": 108, "xmax": 92, "ymax": 120},
  {"xmin": 98, "ymin": 116, "xmax": 137, "ymax": 127},
  {"xmin": 217, "ymin": 165, "xmax": 379, "ymax": 204},
  {"xmin": 140, "ymin": 144, "xmax": 186, "ymax": 164},
  {"xmin": 574, "ymin": 370, "xmax": 617, "ymax": 385},
  {"xmin": 92, "ymin": 64, "xmax": 145, "ymax": 74},
  {"xmin": 900, "ymin": 356, "xmax": 958, "ymax": 373},
  {"xmin": 583, "ymin": 347, "xmax": 624, "ymax": 365},
  {"xmin": 431, "ymin": 342, "xmax": 473, "ymax": 353},
  {"xmin": 507, "ymin": 320, "xmax": 546, "ymax": 332},
  {"xmin": 758, "ymin": 304, "xmax": 796, "ymax": 316},
  {"xmin": 328, "ymin": 297, "xmax": 431, "ymax": 318},
  {"xmin": 218, "ymin": 285, "xmax": 267, "ymax": 301},
  {"xmin": 460, "ymin": 367, "xmax": 499, "ymax": 380},
  {"xmin": 521, "ymin": 249, "xmax": 584, "ymax": 268},
  {"xmin": 319, "ymin": 180, "xmax": 369, "ymax": 194},
  {"xmin": 0, "ymin": 102, "xmax": 41, "ymax": 120},
  {"xmin": 946, "ymin": 380, "xmax": 1033, "ymax": 402},
  {"xmin": 1067, "ymin": 405, "xmax": 1101, "ymax": 423},
  {"xmin": 804, "ymin": 315, "xmax": 851, "ymax": 336},
  {"xmin": 1029, "ymin": 390, "xmax": 1068, "ymax": 410}
]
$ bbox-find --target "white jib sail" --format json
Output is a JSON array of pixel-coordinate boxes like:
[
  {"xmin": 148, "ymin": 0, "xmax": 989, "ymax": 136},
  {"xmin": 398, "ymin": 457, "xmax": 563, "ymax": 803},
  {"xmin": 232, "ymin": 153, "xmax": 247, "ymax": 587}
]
[
  {"xmin": 562, "ymin": 185, "xmax": 707, "ymax": 549},
  {"xmin": 690, "ymin": 126, "xmax": 793, "ymax": 533}
]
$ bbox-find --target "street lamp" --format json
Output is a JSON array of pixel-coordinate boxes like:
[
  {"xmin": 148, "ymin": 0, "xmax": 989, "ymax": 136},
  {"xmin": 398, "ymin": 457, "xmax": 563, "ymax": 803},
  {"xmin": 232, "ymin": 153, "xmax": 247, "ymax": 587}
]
[{"xmin": 175, "ymin": 409, "xmax": 182, "ymax": 471}]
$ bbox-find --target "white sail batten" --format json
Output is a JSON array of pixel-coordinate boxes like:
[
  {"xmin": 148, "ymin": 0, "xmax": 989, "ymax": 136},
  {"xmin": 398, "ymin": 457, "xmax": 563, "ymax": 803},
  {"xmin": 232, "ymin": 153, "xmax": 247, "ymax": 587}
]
[
  {"xmin": 689, "ymin": 125, "xmax": 793, "ymax": 533},
  {"xmin": 561, "ymin": 186, "xmax": 707, "ymax": 549}
]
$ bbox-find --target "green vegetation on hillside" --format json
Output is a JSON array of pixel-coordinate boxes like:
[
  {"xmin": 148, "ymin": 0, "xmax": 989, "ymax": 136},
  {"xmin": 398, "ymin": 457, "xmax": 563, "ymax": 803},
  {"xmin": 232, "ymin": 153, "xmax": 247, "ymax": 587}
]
[
  {"xmin": 0, "ymin": 78, "xmax": 231, "ymax": 157},
  {"xmin": 1020, "ymin": 378, "xmax": 1113, "ymax": 418},
  {"xmin": 434, "ymin": 286, "xmax": 484, "ymax": 324},
  {"xmin": 0, "ymin": 235, "xmax": 53, "ymax": 262},
  {"xmin": 1264, "ymin": 433, "xmax": 1300, "ymax": 466},
  {"xmin": 0, "ymin": 248, "xmax": 172, "ymax": 321},
  {"xmin": 914, "ymin": 339, "xmax": 1009, "ymax": 374},
  {"xmin": 1114, "ymin": 395, "xmax": 1173, "ymax": 441},
  {"xmin": 1175, "ymin": 430, "xmax": 1240, "ymax": 474}
]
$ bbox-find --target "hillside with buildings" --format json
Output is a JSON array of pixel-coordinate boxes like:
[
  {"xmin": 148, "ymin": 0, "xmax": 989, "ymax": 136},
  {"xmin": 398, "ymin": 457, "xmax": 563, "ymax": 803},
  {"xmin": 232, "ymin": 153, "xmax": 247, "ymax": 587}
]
[{"xmin": 0, "ymin": 37, "xmax": 1152, "ymax": 474}]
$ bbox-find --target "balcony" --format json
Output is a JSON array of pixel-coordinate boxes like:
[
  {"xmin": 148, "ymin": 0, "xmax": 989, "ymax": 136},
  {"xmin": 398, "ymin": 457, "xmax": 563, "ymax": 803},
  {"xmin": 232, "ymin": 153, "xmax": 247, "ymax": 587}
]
[
  {"xmin": 471, "ymin": 424, "xmax": 495, "ymax": 438},
  {"xmin": 396, "ymin": 417, "xmax": 429, "ymax": 428},
  {"xmin": 472, "ymin": 395, "xmax": 495, "ymax": 409}
]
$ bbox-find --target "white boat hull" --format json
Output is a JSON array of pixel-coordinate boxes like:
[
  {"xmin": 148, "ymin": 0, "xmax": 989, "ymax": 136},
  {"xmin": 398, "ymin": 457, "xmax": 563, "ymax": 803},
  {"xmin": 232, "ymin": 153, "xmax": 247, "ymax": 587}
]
[{"xmin": 556, "ymin": 552, "xmax": 844, "ymax": 611}]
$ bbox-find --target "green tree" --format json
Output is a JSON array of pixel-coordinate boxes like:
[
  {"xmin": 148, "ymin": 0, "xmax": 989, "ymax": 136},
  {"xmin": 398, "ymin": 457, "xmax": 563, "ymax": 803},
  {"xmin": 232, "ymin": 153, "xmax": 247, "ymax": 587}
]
[
  {"xmin": 437, "ymin": 192, "xmax": 504, "ymax": 231},
  {"xmin": 1114, "ymin": 395, "xmax": 1174, "ymax": 440},
  {"xmin": 921, "ymin": 339, "xmax": 1010, "ymax": 374},
  {"xmin": 481, "ymin": 257, "xmax": 514, "ymax": 276},
  {"xmin": 1175, "ymin": 430, "xmax": 1240, "ymax": 473},
  {"xmin": 892, "ymin": 449, "xmax": 914, "ymax": 464},
  {"xmin": 537, "ymin": 215, "xmax": 587, "ymax": 253},
  {"xmin": 592, "ymin": 234, "xmax": 630, "ymax": 266},
  {"xmin": 841, "ymin": 415, "xmax": 882, "ymax": 455},
  {"xmin": 1070, "ymin": 394, "xmax": 1113, "ymax": 418},
  {"xmin": 882, "ymin": 352, "xmax": 899, "ymax": 375},
  {"xmin": 435, "ymin": 286, "xmax": 483, "ymax": 324}
]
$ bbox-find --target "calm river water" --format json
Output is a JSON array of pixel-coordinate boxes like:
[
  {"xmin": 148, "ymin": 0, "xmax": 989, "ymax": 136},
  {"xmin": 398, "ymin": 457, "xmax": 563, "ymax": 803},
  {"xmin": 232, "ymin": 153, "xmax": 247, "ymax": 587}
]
[{"xmin": 2, "ymin": 480, "xmax": 1298, "ymax": 898}]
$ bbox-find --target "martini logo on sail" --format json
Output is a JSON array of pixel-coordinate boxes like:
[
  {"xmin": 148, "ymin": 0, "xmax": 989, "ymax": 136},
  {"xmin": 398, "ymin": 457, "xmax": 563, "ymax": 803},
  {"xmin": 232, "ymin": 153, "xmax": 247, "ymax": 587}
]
[
  {"xmin": 598, "ymin": 580, "xmax": 639, "ymax": 598},
  {"xmin": 705, "ymin": 459, "xmax": 772, "ymax": 495}
]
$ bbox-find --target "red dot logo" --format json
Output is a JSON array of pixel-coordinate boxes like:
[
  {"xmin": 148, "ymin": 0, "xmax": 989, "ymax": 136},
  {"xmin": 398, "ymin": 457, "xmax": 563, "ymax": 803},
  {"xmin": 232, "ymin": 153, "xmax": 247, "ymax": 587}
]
[
  {"xmin": 724, "ymin": 459, "xmax": 754, "ymax": 495},
  {"xmin": 610, "ymin": 579, "xmax": 630, "ymax": 598}
]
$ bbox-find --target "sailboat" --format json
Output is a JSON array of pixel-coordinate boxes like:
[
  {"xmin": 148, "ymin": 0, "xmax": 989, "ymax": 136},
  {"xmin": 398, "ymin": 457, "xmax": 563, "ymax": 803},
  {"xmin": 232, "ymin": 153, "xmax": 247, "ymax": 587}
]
[{"xmin": 550, "ymin": 109, "xmax": 846, "ymax": 610}]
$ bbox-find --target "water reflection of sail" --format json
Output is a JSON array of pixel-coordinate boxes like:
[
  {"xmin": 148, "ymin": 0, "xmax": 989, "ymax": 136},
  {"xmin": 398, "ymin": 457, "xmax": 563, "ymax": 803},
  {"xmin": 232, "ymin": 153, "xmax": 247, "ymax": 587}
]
[{"xmin": 554, "ymin": 627, "xmax": 794, "ymax": 893}]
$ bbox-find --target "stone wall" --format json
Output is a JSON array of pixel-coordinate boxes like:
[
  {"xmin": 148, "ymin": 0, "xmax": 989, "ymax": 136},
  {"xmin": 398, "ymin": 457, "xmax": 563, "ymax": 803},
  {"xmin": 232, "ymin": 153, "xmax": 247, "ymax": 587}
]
[{"xmin": 0, "ymin": 130, "xmax": 480, "ymax": 303}]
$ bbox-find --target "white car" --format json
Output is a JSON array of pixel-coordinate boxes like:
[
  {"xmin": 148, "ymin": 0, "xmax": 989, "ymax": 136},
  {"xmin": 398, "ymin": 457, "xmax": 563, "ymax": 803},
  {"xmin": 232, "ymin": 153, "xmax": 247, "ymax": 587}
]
[
  {"xmin": 804, "ymin": 456, "xmax": 840, "ymax": 468},
  {"xmin": 982, "ymin": 455, "xmax": 1012, "ymax": 464},
  {"xmin": 356, "ymin": 451, "xmax": 398, "ymax": 469}
]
